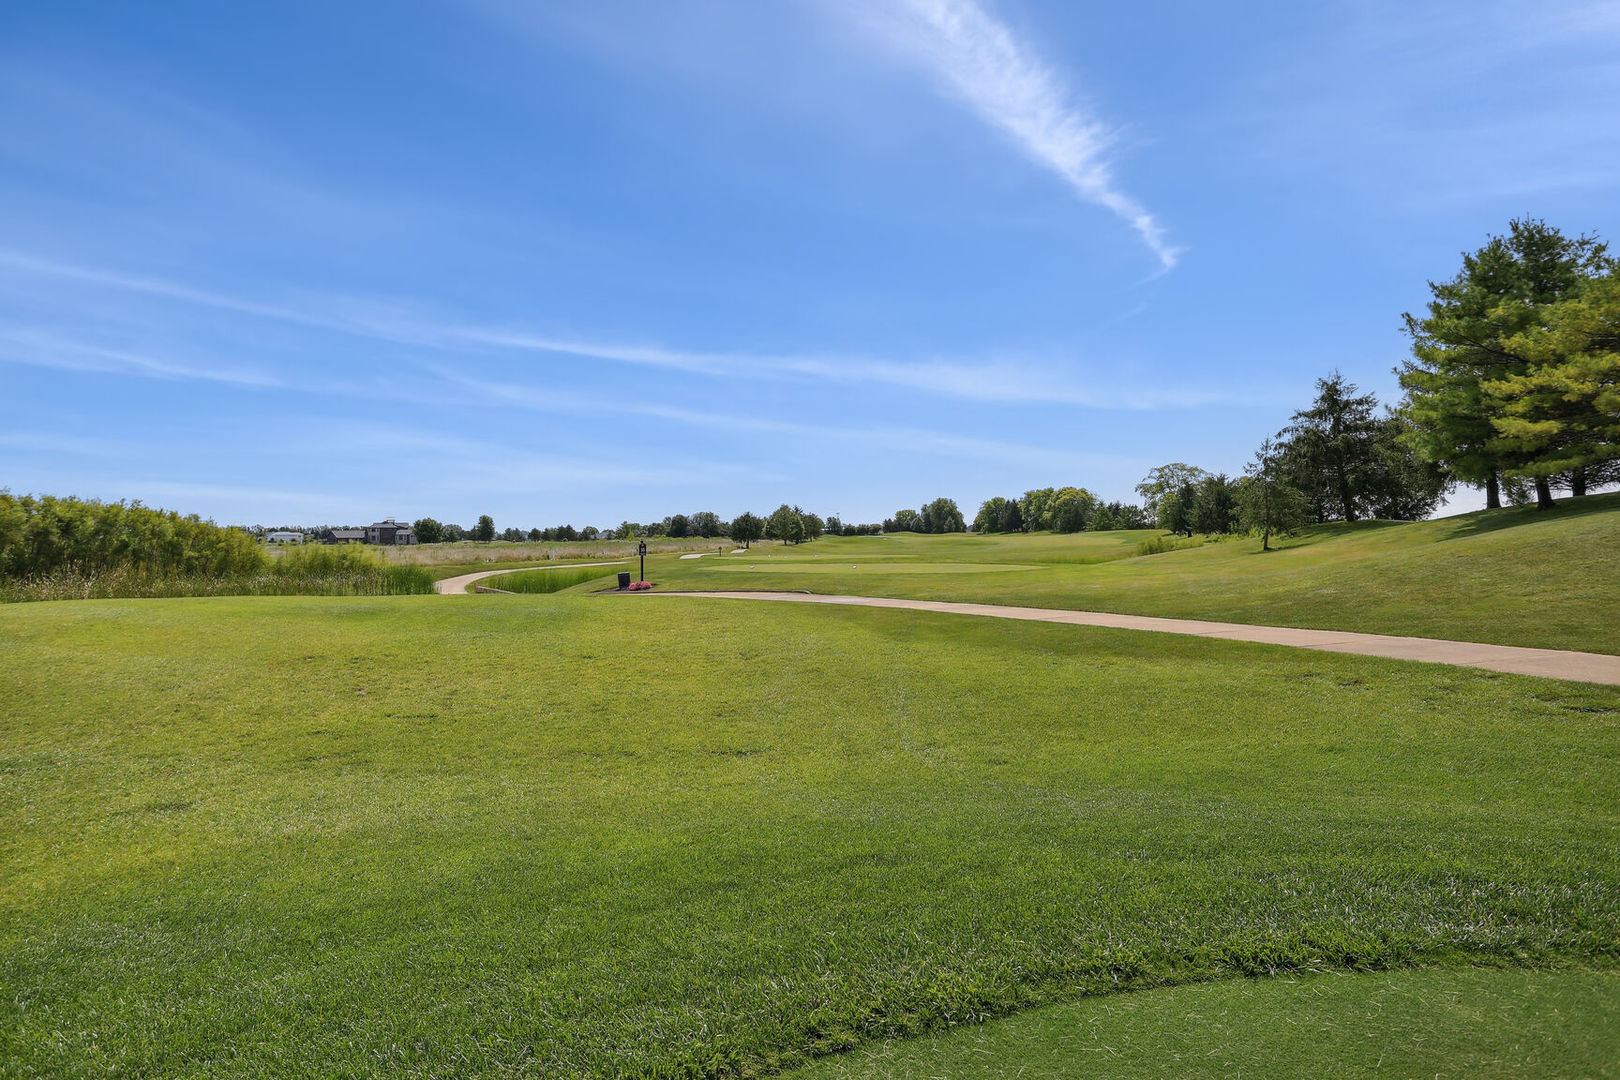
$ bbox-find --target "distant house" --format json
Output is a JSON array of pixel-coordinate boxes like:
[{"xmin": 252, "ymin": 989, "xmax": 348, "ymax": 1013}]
[
  {"xmin": 265, "ymin": 531, "xmax": 304, "ymax": 544},
  {"xmin": 324, "ymin": 520, "xmax": 416, "ymax": 545},
  {"xmin": 365, "ymin": 519, "xmax": 416, "ymax": 545}
]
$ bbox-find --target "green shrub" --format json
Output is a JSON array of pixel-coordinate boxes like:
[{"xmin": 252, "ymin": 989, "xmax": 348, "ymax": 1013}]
[
  {"xmin": 0, "ymin": 495, "xmax": 434, "ymax": 602},
  {"xmin": 0, "ymin": 492, "xmax": 264, "ymax": 578}
]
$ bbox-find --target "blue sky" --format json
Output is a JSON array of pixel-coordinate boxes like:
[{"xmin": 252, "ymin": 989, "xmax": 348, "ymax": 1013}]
[{"xmin": 3, "ymin": 0, "xmax": 1617, "ymax": 529}]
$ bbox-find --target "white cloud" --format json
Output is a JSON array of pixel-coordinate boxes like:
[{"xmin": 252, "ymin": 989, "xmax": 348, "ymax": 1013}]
[
  {"xmin": 437, "ymin": 367, "xmax": 1150, "ymax": 475},
  {"xmin": 0, "ymin": 327, "xmax": 282, "ymax": 388},
  {"xmin": 0, "ymin": 249, "xmax": 1228, "ymax": 408},
  {"xmin": 853, "ymin": 0, "xmax": 1179, "ymax": 268}
]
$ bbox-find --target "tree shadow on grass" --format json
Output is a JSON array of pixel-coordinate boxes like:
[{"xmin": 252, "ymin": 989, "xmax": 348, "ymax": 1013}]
[
  {"xmin": 1435, "ymin": 491, "xmax": 1620, "ymax": 542},
  {"xmin": 1246, "ymin": 520, "xmax": 1405, "ymax": 556}
]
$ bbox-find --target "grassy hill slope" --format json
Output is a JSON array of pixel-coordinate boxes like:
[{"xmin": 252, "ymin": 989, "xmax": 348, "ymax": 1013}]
[{"xmin": 652, "ymin": 493, "xmax": 1620, "ymax": 653}]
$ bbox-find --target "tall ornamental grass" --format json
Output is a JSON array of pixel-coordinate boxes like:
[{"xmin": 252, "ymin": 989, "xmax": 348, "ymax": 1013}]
[
  {"xmin": 1134, "ymin": 534, "xmax": 1208, "ymax": 556},
  {"xmin": 483, "ymin": 564, "xmax": 622, "ymax": 594}
]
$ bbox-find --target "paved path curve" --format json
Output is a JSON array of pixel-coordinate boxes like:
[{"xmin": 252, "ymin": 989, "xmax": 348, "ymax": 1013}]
[
  {"xmin": 434, "ymin": 562, "xmax": 627, "ymax": 595},
  {"xmin": 637, "ymin": 591, "xmax": 1620, "ymax": 686}
]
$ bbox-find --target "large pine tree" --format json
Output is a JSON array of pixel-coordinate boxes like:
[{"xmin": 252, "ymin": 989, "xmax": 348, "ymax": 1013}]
[
  {"xmin": 1489, "ymin": 271, "xmax": 1620, "ymax": 494},
  {"xmin": 1280, "ymin": 373, "xmax": 1382, "ymax": 522},
  {"xmin": 1400, "ymin": 218, "xmax": 1613, "ymax": 509}
]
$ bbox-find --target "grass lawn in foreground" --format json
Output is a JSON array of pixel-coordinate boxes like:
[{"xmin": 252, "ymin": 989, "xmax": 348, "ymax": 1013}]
[
  {"xmin": 651, "ymin": 493, "xmax": 1620, "ymax": 653},
  {"xmin": 2, "ymin": 593, "xmax": 1616, "ymax": 1077},
  {"xmin": 797, "ymin": 967, "xmax": 1620, "ymax": 1079}
]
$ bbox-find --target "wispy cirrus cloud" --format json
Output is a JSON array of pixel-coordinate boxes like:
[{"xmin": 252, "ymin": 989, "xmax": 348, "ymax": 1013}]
[
  {"xmin": 0, "ymin": 249, "xmax": 1226, "ymax": 408},
  {"xmin": 851, "ymin": 0, "xmax": 1180, "ymax": 269},
  {"xmin": 435, "ymin": 367, "xmax": 1149, "ymax": 475},
  {"xmin": 0, "ymin": 327, "xmax": 282, "ymax": 388}
]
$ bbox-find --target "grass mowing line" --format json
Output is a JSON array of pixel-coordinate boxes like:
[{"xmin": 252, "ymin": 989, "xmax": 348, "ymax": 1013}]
[
  {"xmin": 1, "ymin": 595, "xmax": 1615, "ymax": 1077},
  {"xmin": 793, "ymin": 966, "xmax": 1620, "ymax": 1080},
  {"xmin": 634, "ymin": 590, "xmax": 1620, "ymax": 686}
]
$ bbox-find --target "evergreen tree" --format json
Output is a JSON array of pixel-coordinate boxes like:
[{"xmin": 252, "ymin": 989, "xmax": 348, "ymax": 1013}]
[
  {"xmin": 1368, "ymin": 413, "xmax": 1453, "ymax": 520},
  {"xmin": 1190, "ymin": 474, "xmax": 1237, "ymax": 535},
  {"xmin": 1401, "ymin": 218, "xmax": 1613, "ymax": 510},
  {"xmin": 1490, "ymin": 271, "xmax": 1620, "ymax": 492},
  {"xmin": 1162, "ymin": 482, "xmax": 1197, "ymax": 537},
  {"xmin": 1279, "ymin": 373, "xmax": 1383, "ymax": 522}
]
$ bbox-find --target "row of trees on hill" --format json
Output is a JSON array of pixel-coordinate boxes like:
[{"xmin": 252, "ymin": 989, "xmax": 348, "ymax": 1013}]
[
  {"xmin": 1131, "ymin": 373, "xmax": 1453, "ymax": 550},
  {"xmin": 1400, "ymin": 217, "xmax": 1619, "ymax": 510},
  {"xmin": 972, "ymin": 490, "xmax": 1151, "ymax": 534}
]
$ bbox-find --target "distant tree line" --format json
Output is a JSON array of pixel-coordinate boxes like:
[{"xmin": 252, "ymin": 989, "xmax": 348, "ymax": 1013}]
[
  {"xmin": 1129, "ymin": 372, "xmax": 1453, "ymax": 550},
  {"xmin": 395, "ymin": 506, "xmax": 887, "ymax": 550},
  {"xmin": 972, "ymin": 490, "xmax": 1150, "ymax": 534}
]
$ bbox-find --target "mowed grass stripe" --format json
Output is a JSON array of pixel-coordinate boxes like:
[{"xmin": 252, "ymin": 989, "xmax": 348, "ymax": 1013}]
[
  {"xmin": 1, "ymin": 595, "xmax": 1616, "ymax": 1077},
  {"xmin": 796, "ymin": 967, "xmax": 1620, "ymax": 1080}
]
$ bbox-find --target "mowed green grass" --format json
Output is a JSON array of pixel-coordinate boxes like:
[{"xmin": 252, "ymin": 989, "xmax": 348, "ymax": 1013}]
[
  {"xmin": 800, "ymin": 967, "xmax": 1620, "ymax": 1080},
  {"xmin": 2, "ymin": 593, "xmax": 1616, "ymax": 1077},
  {"xmin": 654, "ymin": 493, "xmax": 1620, "ymax": 654}
]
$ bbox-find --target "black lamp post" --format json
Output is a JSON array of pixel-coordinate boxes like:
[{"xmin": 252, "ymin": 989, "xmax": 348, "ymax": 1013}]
[{"xmin": 638, "ymin": 539, "xmax": 646, "ymax": 583}]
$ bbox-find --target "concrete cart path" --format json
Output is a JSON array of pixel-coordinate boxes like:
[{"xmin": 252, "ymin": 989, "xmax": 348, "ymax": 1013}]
[
  {"xmin": 434, "ymin": 562, "xmax": 628, "ymax": 595},
  {"xmin": 637, "ymin": 590, "xmax": 1620, "ymax": 686}
]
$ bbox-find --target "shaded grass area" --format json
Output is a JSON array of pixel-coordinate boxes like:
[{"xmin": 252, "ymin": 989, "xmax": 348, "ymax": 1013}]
[
  {"xmin": 653, "ymin": 494, "xmax": 1620, "ymax": 653},
  {"xmin": 1, "ymin": 594, "xmax": 1615, "ymax": 1077},
  {"xmin": 797, "ymin": 967, "xmax": 1620, "ymax": 1079}
]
